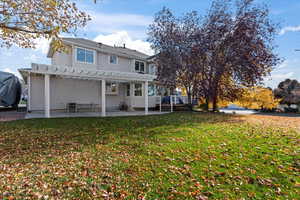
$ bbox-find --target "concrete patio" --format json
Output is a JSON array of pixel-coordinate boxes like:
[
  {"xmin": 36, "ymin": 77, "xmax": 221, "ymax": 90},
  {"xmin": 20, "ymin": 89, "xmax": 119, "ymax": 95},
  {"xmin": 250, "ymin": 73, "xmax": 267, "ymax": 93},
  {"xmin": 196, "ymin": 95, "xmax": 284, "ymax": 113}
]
[{"xmin": 25, "ymin": 111, "xmax": 169, "ymax": 119}]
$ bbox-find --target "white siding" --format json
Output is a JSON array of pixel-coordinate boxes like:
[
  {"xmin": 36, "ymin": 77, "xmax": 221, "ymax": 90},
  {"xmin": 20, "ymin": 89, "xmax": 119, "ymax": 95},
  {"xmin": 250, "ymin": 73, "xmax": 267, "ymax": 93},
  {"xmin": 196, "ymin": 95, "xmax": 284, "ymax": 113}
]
[
  {"xmin": 125, "ymin": 96, "xmax": 156, "ymax": 108},
  {"xmin": 50, "ymin": 45, "xmax": 153, "ymax": 74},
  {"xmin": 51, "ymin": 47, "xmax": 73, "ymax": 66},
  {"xmin": 29, "ymin": 74, "xmax": 156, "ymax": 111},
  {"xmin": 30, "ymin": 75, "xmax": 45, "ymax": 110},
  {"xmin": 98, "ymin": 52, "xmax": 134, "ymax": 72}
]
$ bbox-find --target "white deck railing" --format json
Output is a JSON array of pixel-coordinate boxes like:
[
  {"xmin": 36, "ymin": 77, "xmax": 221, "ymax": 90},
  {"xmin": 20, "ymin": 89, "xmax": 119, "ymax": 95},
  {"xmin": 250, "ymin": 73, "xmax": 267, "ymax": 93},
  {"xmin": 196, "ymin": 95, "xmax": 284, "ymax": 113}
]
[
  {"xmin": 155, "ymin": 96, "xmax": 162, "ymax": 112},
  {"xmin": 155, "ymin": 95, "xmax": 198, "ymax": 112}
]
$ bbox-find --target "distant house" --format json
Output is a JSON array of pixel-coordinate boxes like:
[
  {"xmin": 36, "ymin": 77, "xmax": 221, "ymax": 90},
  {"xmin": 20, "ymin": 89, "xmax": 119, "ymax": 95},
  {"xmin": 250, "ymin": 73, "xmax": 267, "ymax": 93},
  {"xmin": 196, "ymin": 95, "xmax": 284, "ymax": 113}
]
[{"xmin": 18, "ymin": 38, "xmax": 159, "ymax": 118}]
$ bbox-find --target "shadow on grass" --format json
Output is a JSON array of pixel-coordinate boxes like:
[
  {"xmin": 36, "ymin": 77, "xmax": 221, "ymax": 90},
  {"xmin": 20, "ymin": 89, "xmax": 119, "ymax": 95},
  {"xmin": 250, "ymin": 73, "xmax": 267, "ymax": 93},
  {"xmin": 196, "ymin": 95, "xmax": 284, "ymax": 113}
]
[
  {"xmin": 252, "ymin": 112, "xmax": 300, "ymax": 118},
  {"xmin": 0, "ymin": 112, "xmax": 241, "ymax": 162}
]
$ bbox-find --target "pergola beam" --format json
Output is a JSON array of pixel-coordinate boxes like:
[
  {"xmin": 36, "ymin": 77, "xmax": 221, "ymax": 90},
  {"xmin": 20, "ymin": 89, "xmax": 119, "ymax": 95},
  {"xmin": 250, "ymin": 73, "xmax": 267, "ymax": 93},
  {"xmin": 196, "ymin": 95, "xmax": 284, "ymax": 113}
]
[{"xmin": 26, "ymin": 63, "xmax": 156, "ymax": 82}]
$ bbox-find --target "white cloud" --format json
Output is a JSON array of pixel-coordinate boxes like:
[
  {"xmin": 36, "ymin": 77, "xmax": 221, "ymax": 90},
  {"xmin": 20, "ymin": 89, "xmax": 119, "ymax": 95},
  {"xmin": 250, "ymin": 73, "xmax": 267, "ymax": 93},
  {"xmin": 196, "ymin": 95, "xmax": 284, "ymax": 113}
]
[
  {"xmin": 3, "ymin": 67, "xmax": 14, "ymax": 74},
  {"xmin": 279, "ymin": 26, "xmax": 300, "ymax": 35},
  {"xmin": 24, "ymin": 54, "xmax": 38, "ymax": 62},
  {"xmin": 90, "ymin": 12, "xmax": 152, "ymax": 28},
  {"xmin": 277, "ymin": 61, "xmax": 288, "ymax": 69},
  {"xmin": 264, "ymin": 72, "xmax": 295, "ymax": 88},
  {"xmin": 264, "ymin": 58, "xmax": 300, "ymax": 88},
  {"xmin": 84, "ymin": 11, "xmax": 152, "ymax": 39},
  {"xmin": 34, "ymin": 38, "xmax": 51, "ymax": 54},
  {"xmin": 271, "ymin": 72, "xmax": 294, "ymax": 79},
  {"xmin": 94, "ymin": 31, "xmax": 154, "ymax": 55},
  {"xmin": 275, "ymin": 59, "xmax": 300, "ymax": 70}
]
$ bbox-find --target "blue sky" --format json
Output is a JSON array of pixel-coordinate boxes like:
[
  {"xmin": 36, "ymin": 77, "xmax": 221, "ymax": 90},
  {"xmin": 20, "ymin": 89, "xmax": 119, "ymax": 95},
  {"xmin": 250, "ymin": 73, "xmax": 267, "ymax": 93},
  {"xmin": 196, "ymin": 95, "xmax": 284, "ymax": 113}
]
[{"xmin": 0, "ymin": 0, "xmax": 300, "ymax": 88}]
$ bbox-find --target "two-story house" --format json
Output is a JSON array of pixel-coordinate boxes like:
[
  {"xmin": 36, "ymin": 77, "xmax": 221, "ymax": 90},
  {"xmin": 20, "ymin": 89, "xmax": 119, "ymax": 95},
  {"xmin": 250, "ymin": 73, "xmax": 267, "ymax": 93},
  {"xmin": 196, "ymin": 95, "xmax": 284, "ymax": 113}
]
[{"xmin": 18, "ymin": 38, "xmax": 158, "ymax": 118}]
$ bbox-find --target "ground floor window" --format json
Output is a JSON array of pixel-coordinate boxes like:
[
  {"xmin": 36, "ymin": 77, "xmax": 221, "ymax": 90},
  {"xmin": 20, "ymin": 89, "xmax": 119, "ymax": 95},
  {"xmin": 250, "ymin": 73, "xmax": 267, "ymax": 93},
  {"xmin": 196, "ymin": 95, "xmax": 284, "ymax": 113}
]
[
  {"xmin": 127, "ymin": 83, "xmax": 156, "ymax": 97},
  {"xmin": 134, "ymin": 83, "xmax": 143, "ymax": 96},
  {"xmin": 148, "ymin": 84, "xmax": 156, "ymax": 96},
  {"xmin": 106, "ymin": 82, "xmax": 118, "ymax": 95}
]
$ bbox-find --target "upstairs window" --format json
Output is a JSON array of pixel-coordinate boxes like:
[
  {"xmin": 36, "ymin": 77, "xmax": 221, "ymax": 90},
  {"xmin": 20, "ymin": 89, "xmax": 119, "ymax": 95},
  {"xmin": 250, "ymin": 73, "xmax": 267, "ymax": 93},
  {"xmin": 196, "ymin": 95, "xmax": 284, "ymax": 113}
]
[
  {"xmin": 149, "ymin": 64, "xmax": 157, "ymax": 75},
  {"xmin": 135, "ymin": 61, "xmax": 145, "ymax": 73},
  {"xmin": 76, "ymin": 48, "xmax": 94, "ymax": 64},
  {"xmin": 109, "ymin": 55, "xmax": 118, "ymax": 64}
]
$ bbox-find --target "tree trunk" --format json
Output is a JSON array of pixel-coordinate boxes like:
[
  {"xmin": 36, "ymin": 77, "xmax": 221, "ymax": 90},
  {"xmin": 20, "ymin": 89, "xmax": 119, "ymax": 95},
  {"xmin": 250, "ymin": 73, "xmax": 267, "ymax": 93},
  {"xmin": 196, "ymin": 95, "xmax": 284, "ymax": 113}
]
[
  {"xmin": 205, "ymin": 97, "xmax": 209, "ymax": 111},
  {"xmin": 211, "ymin": 79, "xmax": 220, "ymax": 112},
  {"xmin": 187, "ymin": 91, "xmax": 193, "ymax": 111},
  {"xmin": 212, "ymin": 96, "xmax": 218, "ymax": 112},
  {"xmin": 212, "ymin": 87, "xmax": 218, "ymax": 112}
]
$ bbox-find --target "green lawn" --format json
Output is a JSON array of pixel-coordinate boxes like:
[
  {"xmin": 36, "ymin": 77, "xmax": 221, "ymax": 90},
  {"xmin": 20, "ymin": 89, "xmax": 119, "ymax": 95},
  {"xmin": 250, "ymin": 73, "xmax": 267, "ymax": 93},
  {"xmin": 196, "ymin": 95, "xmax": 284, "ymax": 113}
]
[{"xmin": 0, "ymin": 113, "xmax": 299, "ymax": 199}]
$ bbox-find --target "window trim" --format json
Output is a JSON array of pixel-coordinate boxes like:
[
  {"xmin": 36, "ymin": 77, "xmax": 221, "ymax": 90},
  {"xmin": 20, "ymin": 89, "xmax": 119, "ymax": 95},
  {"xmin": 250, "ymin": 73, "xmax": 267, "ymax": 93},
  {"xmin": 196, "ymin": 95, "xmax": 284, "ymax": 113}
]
[
  {"xmin": 134, "ymin": 83, "xmax": 143, "ymax": 97},
  {"xmin": 108, "ymin": 55, "xmax": 118, "ymax": 65},
  {"xmin": 135, "ymin": 60, "xmax": 146, "ymax": 73},
  {"xmin": 75, "ymin": 47, "xmax": 96, "ymax": 65},
  {"xmin": 126, "ymin": 84, "xmax": 130, "ymax": 96}
]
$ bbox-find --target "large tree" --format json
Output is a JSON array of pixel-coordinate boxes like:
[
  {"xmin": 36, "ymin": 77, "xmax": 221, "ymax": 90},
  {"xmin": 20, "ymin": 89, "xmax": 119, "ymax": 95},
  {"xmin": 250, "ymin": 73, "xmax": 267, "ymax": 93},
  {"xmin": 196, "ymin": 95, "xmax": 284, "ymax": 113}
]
[
  {"xmin": 148, "ymin": 8, "xmax": 202, "ymax": 107},
  {"xmin": 0, "ymin": 0, "xmax": 90, "ymax": 50},
  {"xmin": 148, "ymin": 0, "xmax": 280, "ymax": 111},
  {"xmin": 274, "ymin": 79, "xmax": 300, "ymax": 106},
  {"xmin": 197, "ymin": 0, "xmax": 280, "ymax": 111}
]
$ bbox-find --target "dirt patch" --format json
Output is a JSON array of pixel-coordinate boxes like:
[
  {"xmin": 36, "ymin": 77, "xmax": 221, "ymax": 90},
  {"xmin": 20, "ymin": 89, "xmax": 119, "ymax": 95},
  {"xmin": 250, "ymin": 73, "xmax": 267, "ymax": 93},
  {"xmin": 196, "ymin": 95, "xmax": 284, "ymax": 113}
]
[{"xmin": 242, "ymin": 114, "xmax": 300, "ymax": 132}]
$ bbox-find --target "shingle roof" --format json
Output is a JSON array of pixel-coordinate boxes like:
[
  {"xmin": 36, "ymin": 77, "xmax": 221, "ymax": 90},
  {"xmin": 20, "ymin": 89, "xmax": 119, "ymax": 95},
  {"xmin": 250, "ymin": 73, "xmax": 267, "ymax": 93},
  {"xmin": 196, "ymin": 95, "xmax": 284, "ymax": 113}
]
[{"xmin": 54, "ymin": 37, "xmax": 150, "ymax": 60}]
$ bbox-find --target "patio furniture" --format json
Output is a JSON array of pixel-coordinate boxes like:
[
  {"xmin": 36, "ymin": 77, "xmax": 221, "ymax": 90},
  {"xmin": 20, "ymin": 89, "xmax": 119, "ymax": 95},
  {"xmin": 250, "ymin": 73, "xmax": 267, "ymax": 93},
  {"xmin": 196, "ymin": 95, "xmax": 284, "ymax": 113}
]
[
  {"xmin": 66, "ymin": 103, "xmax": 99, "ymax": 113},
  {"xmin": 66, "ymin": 103, "xmax": 77, "ymax": 113}
]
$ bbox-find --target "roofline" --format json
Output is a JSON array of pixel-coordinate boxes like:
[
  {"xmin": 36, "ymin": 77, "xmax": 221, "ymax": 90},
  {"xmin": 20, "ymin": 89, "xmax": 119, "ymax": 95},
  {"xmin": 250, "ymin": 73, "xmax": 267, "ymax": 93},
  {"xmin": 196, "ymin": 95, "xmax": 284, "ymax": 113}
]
[
  {"xmin": 62, "ymin": 37, "xmax": 150, "ymax": 56},
  {"xmin": 47, "ymin": 37, "xmax": 152, "ymax": 61},
  {"xmin": 18, "ymin": 68, "xmax": 32, "ymax": 81}
]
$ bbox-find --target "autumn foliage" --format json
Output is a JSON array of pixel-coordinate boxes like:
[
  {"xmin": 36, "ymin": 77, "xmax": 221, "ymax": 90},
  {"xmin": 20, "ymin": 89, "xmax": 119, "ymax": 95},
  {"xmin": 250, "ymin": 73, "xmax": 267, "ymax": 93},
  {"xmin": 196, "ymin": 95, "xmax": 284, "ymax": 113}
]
[
  {"xmin": 235, "ymin": 87, "xmax": 281, "ymax": 110},
  {"xmin": 0, "ymin": 0, "xmax": 91, "ymax": 50}
]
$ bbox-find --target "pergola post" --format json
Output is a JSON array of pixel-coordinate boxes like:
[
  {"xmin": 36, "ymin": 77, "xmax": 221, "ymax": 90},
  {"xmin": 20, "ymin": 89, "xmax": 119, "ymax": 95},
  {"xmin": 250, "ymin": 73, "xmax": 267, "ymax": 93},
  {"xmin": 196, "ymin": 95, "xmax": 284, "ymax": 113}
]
[
  {"xmin": 101, "ymin": 79, "xmax": 106, "ymax": 117},
  {"xmin": 170, "ymin": 95, "xmax": 173, "ymax": 113},
  {"xmin": 27, "ymin": 73, "xmax": 31, "ymax": 112},
  {"xmin": 44, "ymin": 74, "xmax": 50, "ymax": 118},
  {"xmin": 129, "ymin": 82, "xmax": 135, "ymax": 111},
  {"xmin": 145, "ymin": 81, "xmax": 148, "ymax": 115}
]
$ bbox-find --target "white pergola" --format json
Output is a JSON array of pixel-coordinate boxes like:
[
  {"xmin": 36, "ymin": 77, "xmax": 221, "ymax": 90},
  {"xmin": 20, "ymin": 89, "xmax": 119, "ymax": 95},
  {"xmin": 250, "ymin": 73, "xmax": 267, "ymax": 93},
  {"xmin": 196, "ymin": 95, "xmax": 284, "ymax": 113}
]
[{"xmin": 20, "ymin": 64, "xmax": 157, "ymax": 118}]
